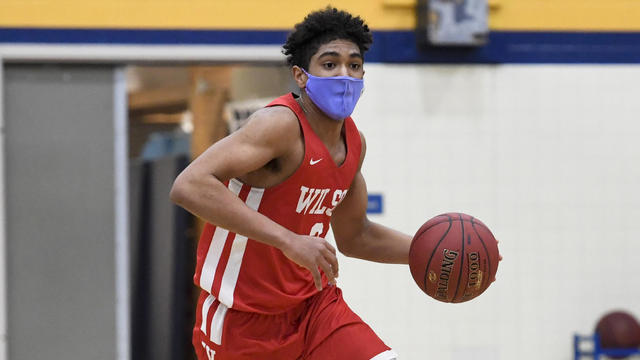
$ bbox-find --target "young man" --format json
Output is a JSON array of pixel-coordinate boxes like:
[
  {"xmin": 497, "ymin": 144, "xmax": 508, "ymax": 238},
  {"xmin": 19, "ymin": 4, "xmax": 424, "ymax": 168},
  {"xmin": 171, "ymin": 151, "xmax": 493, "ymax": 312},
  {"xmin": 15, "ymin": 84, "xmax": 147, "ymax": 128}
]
[{"xmin": 170, "ymin": 7, "xmax": 412, "ymax": 360}]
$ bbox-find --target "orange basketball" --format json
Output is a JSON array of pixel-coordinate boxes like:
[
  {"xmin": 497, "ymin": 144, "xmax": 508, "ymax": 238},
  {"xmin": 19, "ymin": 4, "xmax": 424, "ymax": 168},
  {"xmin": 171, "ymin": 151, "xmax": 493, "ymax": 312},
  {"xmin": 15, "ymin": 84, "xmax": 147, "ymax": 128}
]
[{"xmin": 409, "ymin": 213, "xmax": 500, "ymax": 303}]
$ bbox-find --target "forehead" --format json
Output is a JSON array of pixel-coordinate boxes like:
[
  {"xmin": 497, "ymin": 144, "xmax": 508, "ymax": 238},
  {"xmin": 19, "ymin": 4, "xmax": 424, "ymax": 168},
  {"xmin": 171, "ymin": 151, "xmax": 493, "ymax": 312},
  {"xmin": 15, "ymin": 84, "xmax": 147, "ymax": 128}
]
[{"xmin": 312, "ymin": 39, "xmax": 361, "ymax": 59}]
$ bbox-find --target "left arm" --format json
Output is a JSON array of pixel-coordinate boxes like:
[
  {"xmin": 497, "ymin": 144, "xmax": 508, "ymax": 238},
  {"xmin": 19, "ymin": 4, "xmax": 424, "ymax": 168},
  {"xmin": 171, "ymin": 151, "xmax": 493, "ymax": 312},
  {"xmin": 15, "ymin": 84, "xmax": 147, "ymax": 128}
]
[
  {"xmin": 330, "ymin": 133, "xmax": 412, "ymax": 264},
  {"xmin": 331, "ymin": 172, "xmax": 412, "ymax": 264}
]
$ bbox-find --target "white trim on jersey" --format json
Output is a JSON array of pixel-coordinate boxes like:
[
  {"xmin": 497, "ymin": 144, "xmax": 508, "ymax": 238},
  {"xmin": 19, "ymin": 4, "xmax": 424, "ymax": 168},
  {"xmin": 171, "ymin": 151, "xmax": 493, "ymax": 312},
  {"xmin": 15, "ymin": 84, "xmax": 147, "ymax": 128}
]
[
  {"xmin": 218, "ymin": 186, "xmax": 264, "ymax": 307},
  {"xmin": 370, "ymin": 350, "xmax": 399, "ymax": 360},
  {"xmin": 210, "ymin": 301, "xmax": 229, "ymax": 345},
  {"xmin": 217, "ymin": 234, "xmax": 248, "ymax": 307},
  {"xmin": 200, "ymin": 294, "xmax": 216, "ymax": 335},
  {"xmin": 199, "ymin": 180, "xmax": 243, "ymax": 292}
]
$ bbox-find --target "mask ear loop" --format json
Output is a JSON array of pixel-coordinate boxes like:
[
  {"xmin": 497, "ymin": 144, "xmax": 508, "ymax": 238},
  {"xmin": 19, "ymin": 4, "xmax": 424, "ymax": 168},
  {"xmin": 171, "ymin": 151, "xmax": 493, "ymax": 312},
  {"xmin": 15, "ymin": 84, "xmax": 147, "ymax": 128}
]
[
  {"xmin": 301, "ymin": 68, "xmax": 312, "ymax": 81},
  {"xmin": 299, "ymin": 67, "xmax": 310, "ymax": 91},
  {"xmin": 300, "ymin": 68, "xmax": 312, "ymax": 103}
]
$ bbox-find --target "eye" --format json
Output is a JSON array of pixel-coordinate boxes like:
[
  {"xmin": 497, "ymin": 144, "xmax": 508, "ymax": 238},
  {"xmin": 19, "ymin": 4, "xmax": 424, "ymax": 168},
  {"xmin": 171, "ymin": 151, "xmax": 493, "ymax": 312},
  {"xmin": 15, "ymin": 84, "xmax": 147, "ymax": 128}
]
[
  {"xmin": 323, "ymin": 62, "xmax": 335, "ymax": 69},
  {"xmin": 350, "ymin": 63, "xmax": 361, "ymax": 70}
]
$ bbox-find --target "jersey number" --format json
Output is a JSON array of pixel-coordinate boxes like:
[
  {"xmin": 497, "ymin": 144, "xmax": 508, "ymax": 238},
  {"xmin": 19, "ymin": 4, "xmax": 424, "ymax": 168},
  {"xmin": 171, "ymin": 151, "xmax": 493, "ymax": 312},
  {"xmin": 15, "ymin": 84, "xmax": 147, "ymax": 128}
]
[{"xmin": 309, "ymin": 223, "xmax": 323, "ymax": 237}]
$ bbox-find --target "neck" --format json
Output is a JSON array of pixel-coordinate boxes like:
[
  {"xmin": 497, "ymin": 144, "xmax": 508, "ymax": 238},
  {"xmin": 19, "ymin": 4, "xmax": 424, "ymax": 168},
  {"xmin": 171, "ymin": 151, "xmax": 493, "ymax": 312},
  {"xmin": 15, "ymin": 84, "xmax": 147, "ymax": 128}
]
[{"xmin": 299, "ymin": 91, "xmax": 344, "ymax": 144}]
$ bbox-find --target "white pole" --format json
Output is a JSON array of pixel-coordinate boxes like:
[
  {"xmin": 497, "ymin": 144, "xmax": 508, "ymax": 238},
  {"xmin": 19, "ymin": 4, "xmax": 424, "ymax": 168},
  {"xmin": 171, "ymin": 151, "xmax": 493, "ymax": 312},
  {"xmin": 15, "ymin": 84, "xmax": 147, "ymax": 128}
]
[
  {"xmin": 0, "ymin": 57, "xmax": 8, "ymax": 360},
  {"xmin": 0, "ymin": 44, "xmax": 284, "ymax": 63},
  {"xmin": 113, "ymin": 67, "xmax": 130, "ymax": 360}
]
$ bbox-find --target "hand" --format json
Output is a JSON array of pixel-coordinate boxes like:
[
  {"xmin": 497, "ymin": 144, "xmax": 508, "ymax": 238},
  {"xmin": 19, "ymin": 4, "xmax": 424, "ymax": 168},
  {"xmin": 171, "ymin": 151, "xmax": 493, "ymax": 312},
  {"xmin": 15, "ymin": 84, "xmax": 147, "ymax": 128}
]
[{"xmin": 281, "ymin": 234, "xmax": 339, "ymax": 291}]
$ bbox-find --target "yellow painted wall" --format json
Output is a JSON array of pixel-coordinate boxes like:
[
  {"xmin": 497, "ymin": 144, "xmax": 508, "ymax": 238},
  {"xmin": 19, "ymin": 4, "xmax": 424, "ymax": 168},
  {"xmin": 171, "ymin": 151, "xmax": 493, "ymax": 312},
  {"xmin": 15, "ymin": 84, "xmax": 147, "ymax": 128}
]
[
  {"xmin": 1, "ymin": 0, "xmax": 640, "ymax": 31},
  {"xmin": 490, "ymin": 0, "xmax": 640, "ymax": 31}
]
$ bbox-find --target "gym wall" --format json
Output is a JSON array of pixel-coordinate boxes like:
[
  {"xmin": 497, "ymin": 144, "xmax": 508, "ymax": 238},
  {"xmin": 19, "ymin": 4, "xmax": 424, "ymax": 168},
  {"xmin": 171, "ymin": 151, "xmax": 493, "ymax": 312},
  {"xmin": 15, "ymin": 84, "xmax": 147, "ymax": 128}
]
[
  {"xmin": 334, "ymin": 63, "xmax": 640, "ymax": 360},
  {"xmin": 1, "ymin": 0, "xmax": 640, "ymax": 31}
]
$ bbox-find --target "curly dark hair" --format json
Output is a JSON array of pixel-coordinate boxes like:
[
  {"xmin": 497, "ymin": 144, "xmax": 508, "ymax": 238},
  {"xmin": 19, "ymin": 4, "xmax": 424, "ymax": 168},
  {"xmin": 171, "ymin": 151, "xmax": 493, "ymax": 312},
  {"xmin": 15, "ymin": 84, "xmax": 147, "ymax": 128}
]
[{"xmin": 282, "ymin": 7, "xmax": 373, "ymax": 69}]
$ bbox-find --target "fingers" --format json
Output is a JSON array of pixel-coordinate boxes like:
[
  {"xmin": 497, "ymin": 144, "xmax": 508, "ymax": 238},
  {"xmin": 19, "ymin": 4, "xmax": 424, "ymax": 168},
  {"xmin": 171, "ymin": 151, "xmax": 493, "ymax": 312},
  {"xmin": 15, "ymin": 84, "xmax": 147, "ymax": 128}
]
[
  {"xmin": 310, "ymin": 267, "xmax": 322, "ymax": 291},
  {"xmin": 318, "ymin": 256, "xmax": 337, "ymax": 286},
  {"xmin": 324, "ymin": 241, "xmax": 337, "ymax": 255},
  {"xmin": 323, "ymin": 245, "xmax": 339, "ymax": 278},
  {"xmin": 327, "ymin": 253, "xmax": 339, "ymax": 279},
  {"xmin": 311, "ymin": 247, "xmax": 339, "ymax": 290},
  {"xmin": 299, "ymin": 236, "xmax": 340, "ymax": 291}
]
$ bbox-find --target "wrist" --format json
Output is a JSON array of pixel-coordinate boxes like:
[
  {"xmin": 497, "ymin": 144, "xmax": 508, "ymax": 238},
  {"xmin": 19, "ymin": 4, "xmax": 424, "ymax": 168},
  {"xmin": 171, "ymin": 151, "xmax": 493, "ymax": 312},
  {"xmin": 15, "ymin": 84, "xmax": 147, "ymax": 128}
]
[{"xmin": 271, "ymin": 227, "xmax": 294, "ymax": 252}]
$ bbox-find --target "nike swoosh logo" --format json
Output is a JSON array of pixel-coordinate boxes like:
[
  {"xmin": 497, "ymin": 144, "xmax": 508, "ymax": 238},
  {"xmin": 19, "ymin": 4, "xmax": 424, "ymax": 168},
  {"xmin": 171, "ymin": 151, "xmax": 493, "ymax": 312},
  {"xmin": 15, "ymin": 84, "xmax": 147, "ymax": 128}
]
[{"xmin": 310, "ymin": 158, "xmax": 323, "ymax": 165}]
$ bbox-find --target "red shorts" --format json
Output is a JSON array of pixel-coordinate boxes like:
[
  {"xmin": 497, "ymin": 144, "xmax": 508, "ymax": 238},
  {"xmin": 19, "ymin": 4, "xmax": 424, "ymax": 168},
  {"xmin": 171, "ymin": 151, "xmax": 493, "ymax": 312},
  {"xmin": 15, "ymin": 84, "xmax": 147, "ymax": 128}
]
[{"xmin": 193, "ymin": 286, "xmax": 397, "ymax": 360}]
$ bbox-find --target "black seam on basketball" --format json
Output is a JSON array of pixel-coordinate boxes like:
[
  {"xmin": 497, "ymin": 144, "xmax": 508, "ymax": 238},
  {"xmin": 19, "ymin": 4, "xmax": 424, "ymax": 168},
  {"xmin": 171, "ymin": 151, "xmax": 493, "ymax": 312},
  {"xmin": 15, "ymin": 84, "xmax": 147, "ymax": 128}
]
[
  {"xmin": 422, "ymin": 214, "xmax": 453, "ymax": 293},
  {"xmin": 471, "ymin": 218, "xmax": 492, "ymax": 290},
  {"xmin": 412, "ymin": 217, "xmax": 468, "ymax": 252},
  {"xmin": 471, "ymin": 218, "xmax": 492, "ymax": 292},
  {"xmin": 410, "ymin": 226, "xmax": 430, "ymax": 255},
  {"xmin": 452, "ymin": 213, "xmax": 466, "ymax": 302},
  {"xmin": 413, "ymin": 214, "xmax": 486, "ymax": 241},
  {"xmin": 470, "ymin": 220, "xmax": 493, "ymax": 235},
  {"xmin": 412, "ymin": 215, "xmax": 458, "ymax": 240}
]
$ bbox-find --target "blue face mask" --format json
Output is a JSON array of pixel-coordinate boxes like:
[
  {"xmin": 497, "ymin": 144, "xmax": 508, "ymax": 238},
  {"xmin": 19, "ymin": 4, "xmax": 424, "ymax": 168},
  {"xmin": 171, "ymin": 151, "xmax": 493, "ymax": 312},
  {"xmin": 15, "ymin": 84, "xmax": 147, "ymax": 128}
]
[{"xmin": 302, "ymin": 69, "xmax": 364, "ymax": 121}]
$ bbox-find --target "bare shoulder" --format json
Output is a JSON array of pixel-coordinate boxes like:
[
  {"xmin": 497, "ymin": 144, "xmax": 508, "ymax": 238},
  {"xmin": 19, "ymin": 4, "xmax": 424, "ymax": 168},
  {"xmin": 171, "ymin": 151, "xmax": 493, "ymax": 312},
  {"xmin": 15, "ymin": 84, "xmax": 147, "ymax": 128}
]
[
  {"xmin": 230, "ymin": 104, "xmax": 304, "ymax": 187},
  {"xmin": 251, "ymin": 105, "xmax": 299, "ymax": 127},
  {"xmin": 237, "ymin": 105, "xmax": 301, "ymax": 146},
  {"xmin": 230, "ymin": 104, "xmax": 303, "ymax": 176}
]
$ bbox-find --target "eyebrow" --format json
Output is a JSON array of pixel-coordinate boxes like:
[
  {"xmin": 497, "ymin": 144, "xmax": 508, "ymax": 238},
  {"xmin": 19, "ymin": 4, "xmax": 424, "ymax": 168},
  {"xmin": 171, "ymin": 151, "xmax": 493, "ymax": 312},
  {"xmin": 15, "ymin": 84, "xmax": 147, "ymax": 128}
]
[{"xmin": 317, "ymin": 51, "xmax": 363, "ymax": 60}]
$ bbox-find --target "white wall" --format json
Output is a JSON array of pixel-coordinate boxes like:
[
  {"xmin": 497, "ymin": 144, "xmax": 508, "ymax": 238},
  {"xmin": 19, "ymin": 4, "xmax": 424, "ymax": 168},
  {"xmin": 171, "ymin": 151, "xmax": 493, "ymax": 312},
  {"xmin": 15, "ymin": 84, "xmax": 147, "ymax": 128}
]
[{"xmin": 329, "ymin": 64, "xmax": 640, "ymax": 360}]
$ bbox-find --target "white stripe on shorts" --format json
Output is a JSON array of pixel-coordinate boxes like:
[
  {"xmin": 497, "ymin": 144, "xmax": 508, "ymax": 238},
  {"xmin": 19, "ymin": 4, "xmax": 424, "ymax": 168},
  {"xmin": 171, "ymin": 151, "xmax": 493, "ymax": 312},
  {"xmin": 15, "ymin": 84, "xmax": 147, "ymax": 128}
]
[
  {"xmin": 200, "ymin": 294, "xmax": 215, "ymax": 335},
  {"xmin": 210, "ymin": 301, "xmax": 229, "ymax": 345},
  {"xmin": 370, "ymin": 349, "xmax": 399, "ymax": 360}
]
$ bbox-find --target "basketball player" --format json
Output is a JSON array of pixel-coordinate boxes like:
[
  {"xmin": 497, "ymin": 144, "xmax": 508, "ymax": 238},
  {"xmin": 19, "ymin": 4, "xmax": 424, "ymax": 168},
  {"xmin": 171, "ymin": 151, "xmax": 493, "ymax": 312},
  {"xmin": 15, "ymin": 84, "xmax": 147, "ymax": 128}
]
[{"xmin": 170, "ymin": 7, "xmax": 412, "ymax": 360}]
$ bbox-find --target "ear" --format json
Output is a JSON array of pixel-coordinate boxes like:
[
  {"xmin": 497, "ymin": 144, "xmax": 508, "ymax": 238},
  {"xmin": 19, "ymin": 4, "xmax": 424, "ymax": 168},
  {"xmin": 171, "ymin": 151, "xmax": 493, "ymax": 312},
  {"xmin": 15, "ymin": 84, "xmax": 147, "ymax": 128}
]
[{"xmin": 291, "ymin": 66, "xmax": 308, "ymax": 89}]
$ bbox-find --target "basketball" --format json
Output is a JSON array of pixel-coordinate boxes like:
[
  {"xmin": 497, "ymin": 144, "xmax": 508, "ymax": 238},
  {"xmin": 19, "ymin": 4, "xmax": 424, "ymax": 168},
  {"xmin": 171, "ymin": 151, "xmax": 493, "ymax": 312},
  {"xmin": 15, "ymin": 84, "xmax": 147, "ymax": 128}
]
[
  {"xmin": 595, "ymin": 311, "xmax": 640, "ymax": 352},
  {"xmin": 409, "ymin": 213, "xmax": 500, "ymax": 303}
]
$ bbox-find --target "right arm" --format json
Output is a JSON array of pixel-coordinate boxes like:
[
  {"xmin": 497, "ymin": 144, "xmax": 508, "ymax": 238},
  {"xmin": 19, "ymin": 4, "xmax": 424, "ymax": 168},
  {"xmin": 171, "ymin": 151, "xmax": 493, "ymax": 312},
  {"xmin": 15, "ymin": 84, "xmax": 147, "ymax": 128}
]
[{"xmin": 169, "ymin": 106, "xmax": 338, "ymax": 289}]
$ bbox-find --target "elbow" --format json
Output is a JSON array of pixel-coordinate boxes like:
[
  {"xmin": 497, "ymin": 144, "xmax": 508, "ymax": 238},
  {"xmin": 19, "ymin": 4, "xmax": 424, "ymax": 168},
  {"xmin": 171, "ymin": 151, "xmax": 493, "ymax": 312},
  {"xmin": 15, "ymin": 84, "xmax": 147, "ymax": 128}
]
[
  {"xmin": 336, "ymin": 238, "xmax": 357, "ymax": 258},
  {"xmin": 334, "ymin": 220, "xmax": 370, "ymax": 259},
  {"xmin": 169, "ymin": 174, "xmax": 190, "ymax": 206}
]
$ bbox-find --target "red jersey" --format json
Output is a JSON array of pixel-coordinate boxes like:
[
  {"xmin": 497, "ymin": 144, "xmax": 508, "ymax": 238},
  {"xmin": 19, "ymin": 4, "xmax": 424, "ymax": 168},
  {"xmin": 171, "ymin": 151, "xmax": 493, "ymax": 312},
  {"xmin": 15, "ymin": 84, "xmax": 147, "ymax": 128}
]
[{"xmin": 193, "ymin": 93, "xmax": 362, "ymax": 314}]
